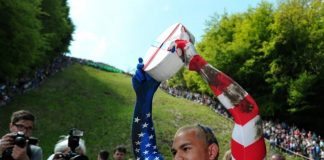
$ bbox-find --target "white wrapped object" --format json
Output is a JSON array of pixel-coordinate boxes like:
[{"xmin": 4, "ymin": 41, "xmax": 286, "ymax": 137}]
[{"xmin": 143, "ymin": 23, "xmax": 195, "ymax": 82}]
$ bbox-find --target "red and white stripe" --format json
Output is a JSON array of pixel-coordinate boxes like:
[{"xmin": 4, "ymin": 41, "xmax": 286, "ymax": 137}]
[{"xmin": 206, "ymin": 65, "xmax": 266, "ymax": 160}]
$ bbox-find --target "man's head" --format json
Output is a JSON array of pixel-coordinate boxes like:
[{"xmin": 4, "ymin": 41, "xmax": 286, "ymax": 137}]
[
  {"xmin": 98, "ymin": 150, "xmax": 109, "ymax": 160},
  {"xmin": 9, "ymin": 110, "xmax": 35, "ymax": 137},
  {"xmin": 113, "ymin": 145, "xmax": 126, "ymax": 160},
  {"xmin": 171, "ymin": 124, "xmax": 219, "ymax": 160},
  {"xmin": 54, "ymin": 136, "xmax": 86, "ymax": 154}
]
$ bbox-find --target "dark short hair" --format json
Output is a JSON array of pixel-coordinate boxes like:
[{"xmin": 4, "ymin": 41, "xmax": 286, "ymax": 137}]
[
  {"xmin": 11, "ymin": 110, "xmax": 35, "ymax": 124},
  {"xmin": 113, "ymin": 145, "xmax": 126, "ymax": 154},
  {"xmin": 99, "ymin": 150, "xmax": 109, "ymax": 160},
  {"xmin": 196, "ymin": 124, "xmax": 219, "ymax": 146}
]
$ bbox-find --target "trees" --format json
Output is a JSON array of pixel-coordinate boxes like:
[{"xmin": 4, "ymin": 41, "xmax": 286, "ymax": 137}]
[
  {"xmin": 40, "ymin": 0, "xmax": 74, "ymax": 62},
  {"xmin": 0, "ymin": 0, "xmax": 43, "ymax": 81},
  {"xmin": 0, "ymin": 0, "xmax": 74, "ymax": 82},
  {"xmin": 265, "ymin": 0, "xmax": 324, "ymax": 112}
]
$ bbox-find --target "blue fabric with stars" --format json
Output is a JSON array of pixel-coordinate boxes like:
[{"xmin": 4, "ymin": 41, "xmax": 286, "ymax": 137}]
[{"xmin": 131, "ymin": 58, "xmax": 164, "ymax": 160}]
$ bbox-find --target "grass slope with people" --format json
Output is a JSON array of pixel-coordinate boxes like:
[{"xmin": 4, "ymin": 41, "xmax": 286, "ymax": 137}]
[{"xmin": 0, "ymin": 64, "xmax": 303, "ymax": 160}]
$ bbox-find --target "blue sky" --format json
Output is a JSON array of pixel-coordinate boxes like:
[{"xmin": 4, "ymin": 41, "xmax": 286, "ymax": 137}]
[{"xmin": 67, "ymin": 0, "xmax": 276, "ymax": 73}]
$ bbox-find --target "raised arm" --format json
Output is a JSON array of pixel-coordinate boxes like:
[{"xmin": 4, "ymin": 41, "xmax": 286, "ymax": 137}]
[
  {"xmin": 131, "ymin": 58, "xmax": 164, "ymax": 160},
  {"xmin": 174, "ymin": 40, "xmax": 266, "ymax": 160}
]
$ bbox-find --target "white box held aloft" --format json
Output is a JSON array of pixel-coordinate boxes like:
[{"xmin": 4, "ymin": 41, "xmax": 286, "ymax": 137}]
[{"xmin": 143, "ymin": 23, "xmax": 195, "ymax": 82}]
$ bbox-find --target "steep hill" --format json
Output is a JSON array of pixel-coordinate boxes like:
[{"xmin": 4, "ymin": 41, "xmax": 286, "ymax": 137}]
[{"xmin": 0, "ymin": 64, "xmax": 302, "ymax": 160}]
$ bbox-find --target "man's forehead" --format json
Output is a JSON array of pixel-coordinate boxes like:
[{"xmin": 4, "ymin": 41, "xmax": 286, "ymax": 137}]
[
  {"xmin": 15, "ymin": 119, "xmax": 34, "ymax": 125},
  {"xmin": 177, "ymin": 128, "xmax": 199, "ymax": 136},
  {"xmin": 173, "ymin": 129, "xmax": 202, "ymax": 147}
]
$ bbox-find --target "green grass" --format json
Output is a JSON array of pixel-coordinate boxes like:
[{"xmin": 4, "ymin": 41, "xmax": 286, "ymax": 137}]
[{"xmin": 0, "ymin": 64, "xmax": 303, "ymax": 160}]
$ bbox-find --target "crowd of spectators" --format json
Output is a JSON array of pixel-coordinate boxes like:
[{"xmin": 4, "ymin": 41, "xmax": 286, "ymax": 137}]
[
  {"xmin": 159, "ymin": 82, "xmax": 233, "ymax": 119},
  {"xmin": 0, "ymin": 56, "xmax": 73, "ymax": 107},
  {"xmin": 159, "ymin": 82, "xmax": 324, "ymax": 160},
  {"xmin": 264, "ymin": 121, "xmax": 323, "ymax": 159},
  {"xmin": 0, "ymin": 56, "xmax": 121, "ymax": 108}
]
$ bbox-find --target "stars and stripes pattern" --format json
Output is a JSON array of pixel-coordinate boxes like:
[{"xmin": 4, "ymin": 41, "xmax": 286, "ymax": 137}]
[
  {"xmin": 132, "ymin": 112, "xmax": 162, "ymax": 160},
  {"xmin": 132, "ymin": 67, "xmax": 164, "ymax": 160}
]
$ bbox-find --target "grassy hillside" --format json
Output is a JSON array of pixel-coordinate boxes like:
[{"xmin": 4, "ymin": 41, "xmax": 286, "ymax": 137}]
[{"xmin": 0, "ymin": 64, "xmax": 303, "ymax": 160}]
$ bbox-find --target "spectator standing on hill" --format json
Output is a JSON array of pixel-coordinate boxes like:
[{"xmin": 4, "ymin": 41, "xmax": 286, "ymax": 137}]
[
  {"xmin": 97, "ymin": 150, "xmax": 109, "ymax": 160},
  {"xmin": 0, "ymin": 110, "xmax": 42, "ymax": 160},
  {"xmin": 222, "ymin": 150, "xmax": 232, "ymax": 160},
  {"xmin": 47, "ymin": 134, "xmax": 88, "ymax": 160},
  {"xmin": 311, "ymin": 140, "xmax": 321, "ymax": 160},
  {"xmin": 270, "ymin": 153, "xmax": 285, "ymax": 160},
  {"xmin": 112, "ymin": 146, "xmax": 126, "ymax": 160}
]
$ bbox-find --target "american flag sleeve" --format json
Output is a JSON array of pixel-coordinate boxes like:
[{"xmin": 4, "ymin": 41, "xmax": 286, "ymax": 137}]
[
  {"xmin": 131, "ymin": 72, "xmax": 164, "ymax": 160},
  {"xmin": 190, "ymin": 55, "xmax": 266, "ymax": 160}
]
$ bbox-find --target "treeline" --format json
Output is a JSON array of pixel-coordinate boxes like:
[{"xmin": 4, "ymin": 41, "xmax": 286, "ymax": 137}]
[
  {"xmin": 168, "ymin": 0, "xmax": 324, "ymax": 116},
  {"xmin": 0, "ymin": 0, "xmax": 74, "ymax": 82}
]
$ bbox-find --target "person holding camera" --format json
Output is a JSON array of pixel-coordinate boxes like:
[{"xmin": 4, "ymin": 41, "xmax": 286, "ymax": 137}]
[
  {"xmin": 0, "ymin": 110, "xmax": 42, "ymax": 160},
  {"xmin": 47, "ymin": 129, "xmax": 88, "ymax": 160}
]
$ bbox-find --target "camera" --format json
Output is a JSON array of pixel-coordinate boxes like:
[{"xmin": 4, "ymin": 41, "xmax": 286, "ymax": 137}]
[
  {"xmin": 54, "ymin": 153, "xmax": 88, "ymax": 160},
  {"xmin": 53, "ymin": 128, "xmax": 88, "ymax": 160},
  {"xmin": 68, "ymin": 128, "xmax": 83, "ymax": 152},
  {"xmin": 11, "ymin": 131, "xmax": 38, "ymax": 147},
  {"xmin": 1, "ymin": 132, "xmax": 37, "ymax": 160},
  {"xmin": 12, "ymin": 131, "xmax": 27, "ymax": 148},
  {"xmin": 53, "ymin": 152, "xmax": 78, "ymax": 160}
]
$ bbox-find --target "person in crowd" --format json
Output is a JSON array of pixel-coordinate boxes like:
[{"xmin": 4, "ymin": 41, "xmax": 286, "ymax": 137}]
[
  {"xmin": 222, "ymin": 150, "xmax": 232, "ymax": 160},
  {"xmin": 97, "ymin": 150, "xmax": 109, "ymax": 160},
  {"xmin": 311, "ymin": 140, "xmax": 321, "ymax": 160},
  {"xmin": 47, "ymin": 135, "xmax": 88, "ymax": 160},
  {"xmin": 270, "ymin": 153, "xmax": 285, "ymax": 160},
  {"xmin": 112, "ymin": 145, "xmax": 126, "ymax": 160},
  {"xmin": 0, "ymin": 110, "xmax": 42, "ymax": 160}
]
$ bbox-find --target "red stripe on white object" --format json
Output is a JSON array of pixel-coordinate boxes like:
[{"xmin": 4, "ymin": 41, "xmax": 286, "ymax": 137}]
[
  {"xmin": 231, "ymin": 136, "xmax": 266, "ymax": 160},
  {"xmin": 209, "ymin": 72, "xmax": 233, "ymax": 96},
  {"xmin": 228, "ymin": 95, "xmax": 259, "ymax": 125},
  {"xmin": 144, "ymin": 23, "xmax": 181, "ymax": 70}
]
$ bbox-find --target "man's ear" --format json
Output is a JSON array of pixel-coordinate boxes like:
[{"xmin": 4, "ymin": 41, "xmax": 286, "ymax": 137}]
[{"xmin": 208, "ymin": 143, "xmax": 219, "ymax": 160}]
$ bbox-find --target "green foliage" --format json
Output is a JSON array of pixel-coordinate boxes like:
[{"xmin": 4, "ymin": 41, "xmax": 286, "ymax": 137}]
[
  {"xmin": 0, "ymin": 0, "xmax": 74, "ymax": 82},
  {"xmin": 264, "ymin": 0, "xmax": 324, "ymax": 112},
  {"xmin": 0, "ymin": 0, "xmax": 43, "ymax": 81},
  {"xmin": 40, "ymin": 0, "xmax": 74, "ymax": 61},
  {"xmin": 168, "ymin": 68, "xmax": 186, "ymax": 88},
  {"xmin": 182, "ymin": 70, "xmax": 211, "ymax": 94},
  {"xmin": 287, "ymin": 71, "xmax": 316, "ymax": 106}
]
